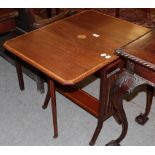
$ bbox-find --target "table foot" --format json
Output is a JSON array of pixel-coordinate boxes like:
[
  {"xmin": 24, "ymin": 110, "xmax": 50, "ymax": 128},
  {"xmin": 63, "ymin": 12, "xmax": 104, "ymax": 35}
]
[
  {"xmin": 135, "ymin": 113, "xmax": 149, "ymax": 125},
  {"xmin": 135, "ymin": 85, "xmax": 153, "ymax": 125},
  {"xmin": 89, "ymin": 141, "xmax": 95, "ymax": 146},
  {"xmin": 105, "ymin": 140, "xmax": 120, "ymax": 146},
  {"xmin": 42, "ymin": 104, "xmax": 48, "ymax": 109}
]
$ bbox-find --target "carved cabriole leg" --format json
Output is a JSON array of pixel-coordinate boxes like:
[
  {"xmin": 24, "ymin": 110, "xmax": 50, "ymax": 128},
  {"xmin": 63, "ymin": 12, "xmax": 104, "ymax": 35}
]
[
  {"xmin": 106, "ymin": 86, "xmax": 128, "ymax": 146},
  {"xmin": 106, "ymin": 71, "xmax": 147, "ymax": 146},
  {"xmin": 113, "ymin": 109, "xmax": 122, "ymax": 125},
  {"xmin": 106, "ymin": 71, "xmax": 133, "ymax": 146},
  {"xmin": 49, "ymin": 79, "xmax": 58, "ymax": 138},
  {"xmin": 89, "ymin": 68, "xmax": 108, "ymax": 146},
  {"xmin": 135, "ymin": 85, "xmax": 154, "ymax": 125}
]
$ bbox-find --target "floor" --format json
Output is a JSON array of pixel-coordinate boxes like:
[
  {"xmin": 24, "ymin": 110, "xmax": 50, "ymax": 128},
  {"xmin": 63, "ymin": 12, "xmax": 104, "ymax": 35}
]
[{"xmin": 0, "ymin": 55, "xmax": 155, "ymax": 146}]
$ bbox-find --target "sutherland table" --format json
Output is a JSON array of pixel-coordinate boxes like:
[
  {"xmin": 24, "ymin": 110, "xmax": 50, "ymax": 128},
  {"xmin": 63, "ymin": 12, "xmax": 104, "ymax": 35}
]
[{"xmin": 3, "ymin": 10, "xmax": 150, "ymax": 145}]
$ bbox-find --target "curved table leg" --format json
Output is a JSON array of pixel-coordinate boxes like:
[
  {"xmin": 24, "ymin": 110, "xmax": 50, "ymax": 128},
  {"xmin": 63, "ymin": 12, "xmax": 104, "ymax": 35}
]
[
  {"xmin": 135, "ymin": 85, "xmax": 154, "ymax": 125},
  {"xmin": 106, "ymin": 91, "xmax": 128, "ymax": 146},
  {"xmin": 113, "ymin": 108, "xmax": 122, "ymax": 125},
  {"xmin": 42, "ymin": 81, "xmax": 50, "ymax": 109},
  {"xmin": 42, "ymin": 89, "xmax": 50, "ymax": 109}
]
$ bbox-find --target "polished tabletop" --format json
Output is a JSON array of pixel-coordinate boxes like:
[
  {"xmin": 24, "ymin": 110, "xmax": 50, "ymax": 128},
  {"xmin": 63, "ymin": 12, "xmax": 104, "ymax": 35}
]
[
  {"xmin": 117, "ymin": 30, "xmax": 155, "ymax": 71},
  {"xmin": 4, "ymin": 10, "xmax": 150, "ymax": 85}
]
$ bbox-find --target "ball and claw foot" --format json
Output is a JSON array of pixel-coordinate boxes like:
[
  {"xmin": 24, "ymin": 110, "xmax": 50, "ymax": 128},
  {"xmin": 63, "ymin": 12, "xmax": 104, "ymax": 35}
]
[
  {"xmin": 105, "ymin": 140, "xmax": 120, "ymax": 146},
  {"xmin": 135, "ymin": 113, "xmax": 149, "ymax": 125}
]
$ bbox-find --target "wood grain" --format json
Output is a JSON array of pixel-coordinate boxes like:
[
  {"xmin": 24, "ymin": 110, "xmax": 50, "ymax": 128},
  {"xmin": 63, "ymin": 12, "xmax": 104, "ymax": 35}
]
[{"xmin": 121, "ymin": 31, "xmax": 155, "ymax": 69}]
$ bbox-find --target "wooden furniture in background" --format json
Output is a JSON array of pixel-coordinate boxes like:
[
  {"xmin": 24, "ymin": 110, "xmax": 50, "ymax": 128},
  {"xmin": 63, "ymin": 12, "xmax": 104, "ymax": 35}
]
[
  {"xmin": 0, "ymin": 9, "xmax": 25, "ymax": 91},
  {"xmin": 0, "ymin": 9, "xmax": 18, "ymax": 34},
  {"xmin": 115, "ymin": 8, "xmax": 153, "ymax": 22}
]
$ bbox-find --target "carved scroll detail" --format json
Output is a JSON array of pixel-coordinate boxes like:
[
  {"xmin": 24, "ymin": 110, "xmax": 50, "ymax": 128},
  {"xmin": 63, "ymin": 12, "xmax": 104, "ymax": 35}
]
[
  {"xmin": 115, "ymin": 70, "xmax": 155, "ymax": 94},
  {"xmin": 116, "ymin": 48, "xmax": 155, "ymax": 71}
]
